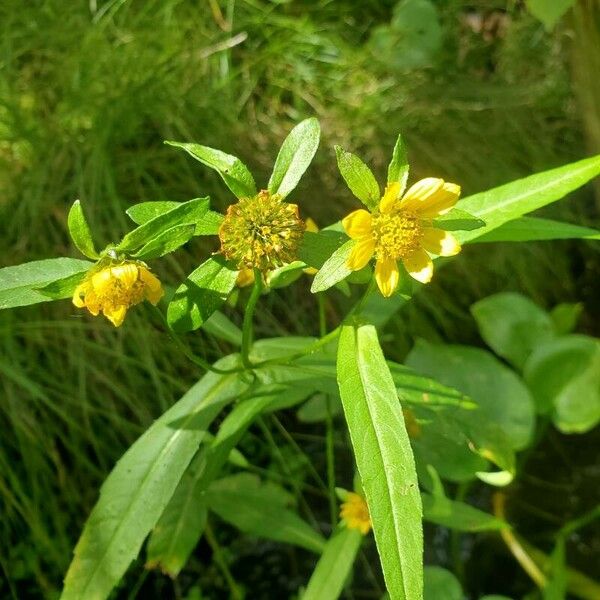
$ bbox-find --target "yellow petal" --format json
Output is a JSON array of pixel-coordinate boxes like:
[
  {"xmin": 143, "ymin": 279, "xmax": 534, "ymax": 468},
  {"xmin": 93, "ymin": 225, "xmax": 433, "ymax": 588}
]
[
  {"xmin": 305, "ymin": 217, "xmax": 319, "ymax": 233},
  {"xmin": 342, "ymin": 210, "xmax": 373, "ymax": 240},
  {"xmin": 346, "ymin": 237, "xmax": 375, "ymax": 271},
  {"xmin": 399, "ymin": 178, "xmax": 445, "ymax": 212},
  {"xmin": 84, "ymin": 289, "xmax": 101, "ymax": 315},
  {"xmin": 403, "ymin": 249, "xmax": 433, "ymax": 284},
  {"xmin": 104, "ymin": 304, "xmax": 128, "ymax": 327},
  {"xmin": 417, "ymin": 182, "xmax": 461, "ymax": 217},
  {"xmin": 421, "ymin": 228, "xmax": 461, "ymax": 256},
  {"xmin": 110, "ymin": 263, "xmax": 139, "ymax": 287},
  {"xmin": 90, "ymin": 267, "xmax": 114, "ymax": 296},
  {"xmin": 375, "ymin": 257, "xmax": 400, "ymax": 297},
  {"xmin": 379, "ymin": 182, "xmax": 402, "ymax": 214},
  {"xmin": 72, "ymin": 281, "xmax": 88, "ymax": 308},
  {"xmin": 236, "ymin": 268, "xmax": 255, "ymax": 288},
  {"xmin": 139, "ymin": 267, "xmax": 164, "ymax": 304}
]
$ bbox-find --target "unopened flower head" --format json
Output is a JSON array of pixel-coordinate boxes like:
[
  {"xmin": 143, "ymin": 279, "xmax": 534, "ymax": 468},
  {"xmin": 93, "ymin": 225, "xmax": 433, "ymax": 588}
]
[
  {"xmin": 340, "ymin": 492, "xmax": 371, "ymax": 535},
  {"xmin": 72, "ymin": 260, "xmax": 163, "ymax": 327},
  {"xmin": 343, "ymin": 178, "xmax": 462, "ymax": 297},
  {"xmin": 219, "ymin": 190, "xmax": 305, "ymax": 272}
]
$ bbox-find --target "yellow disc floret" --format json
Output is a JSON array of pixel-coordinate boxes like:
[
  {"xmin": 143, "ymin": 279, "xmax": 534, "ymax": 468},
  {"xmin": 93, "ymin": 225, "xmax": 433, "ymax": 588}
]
[
  {"xmin": 340, "ymin": 492, "xmax": 371, "ymax": 535},
  {"xmin": 72, "ymin": 261, "xmax": 163, "ymax": 327},
  {"xmin": 219, "ymin": 190, "xmax": 305, "ymax": 272},
  {"xmin": 371, "ymin": 210, "xmax": 423, "ymax": 260}
]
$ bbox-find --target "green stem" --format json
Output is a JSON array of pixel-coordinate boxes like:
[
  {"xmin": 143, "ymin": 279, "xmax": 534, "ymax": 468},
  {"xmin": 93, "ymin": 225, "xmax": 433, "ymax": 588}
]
[
  {"xmin": 325, "ymin": 394, "xmax": 337, "ymax": 528},
  {"xmin": 205, "ymin": 520, "xmax": 243, "ymax": 600},
  {"xmin": 241, "ymin": 268, "xmax": 263, "ymax": 369}
]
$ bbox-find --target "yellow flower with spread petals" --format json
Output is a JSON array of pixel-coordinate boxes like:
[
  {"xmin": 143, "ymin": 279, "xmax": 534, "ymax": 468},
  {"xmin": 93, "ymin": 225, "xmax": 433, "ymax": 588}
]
[
  {"xmin": 342, "ymin": 178, "xmax": 462, "ymax": 297},
  {"xmin": 72, "ymin": 261, "xmax": 164, "ymax": 327},
  {"xmin": 340, "ymin": 492, "xmax": 371, "ymax": 535}
]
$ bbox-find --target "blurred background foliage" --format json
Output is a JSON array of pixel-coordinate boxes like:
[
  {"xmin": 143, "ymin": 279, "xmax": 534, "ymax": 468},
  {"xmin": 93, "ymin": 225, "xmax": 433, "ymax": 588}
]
[{"xmin": 0, "ymin": 0, "xmax": 598, "ymax": 598}]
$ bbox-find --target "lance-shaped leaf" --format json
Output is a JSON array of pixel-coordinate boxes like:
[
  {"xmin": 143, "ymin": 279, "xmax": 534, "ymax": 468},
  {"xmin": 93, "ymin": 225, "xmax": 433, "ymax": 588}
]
[
  {"xmin": 0, "ymin": 258, "xmax": 92, "ymax": 310},
  {"xmin": 68, "ymin": 200, "xmax": 99, "ymax": 259},
  {"xmin": 474, "ymin": 216, "xmax": 600, "ymax": 243},
  {"xmin": 166, "ymin": 141, "xmax": 257, "ymax": 199},
  {"xmin": 126, "ymin": 201, "xmax": 224, "ymax": 236},
  {"xmin": 311, "ymin": 239, "xmax": 355, "ymax": 293},
  {"xmin": 387, "ymin": 134, "xmax": 409, "ymax": 196},
  {"xmin": 132, "ymin": 224, "xmax": 195, "ymax": 260},
  {"xmin": 335, "ymin": 146, "xmax": 380, "ymax": 210},
  {"xmin": 457, "ymin": 154, "xmax": 600, "ymax": 244},
  {"xmin": 117, "ymin": 198, "xmax": 209, "ymax": 252},
  {"xmin": 433, "ymin": 208, "xmax": 485, "ymax": 232},
  {"xmin": 268, "ymin": 117, "xmax": 320, "ymax": 198},
  {"xmin": 167, "ymin": 256, "xmax": 238, "ymax": 333},
  {"xmin": 61, "ymin": 359, "xmax": 246, "ymax": 600},
  {"xmin": 337, "ymin": 322, "xmax": 423, "ymax": 600},
  {"xmin": 302, "ymin": 527, "xmax": 363, "ymax": 600}
]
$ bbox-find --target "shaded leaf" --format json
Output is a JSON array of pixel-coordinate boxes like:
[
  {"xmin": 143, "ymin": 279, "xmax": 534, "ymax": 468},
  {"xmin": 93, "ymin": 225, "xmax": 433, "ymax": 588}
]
[
  {"xmin": 433, "ymin": 208, "xmax": 485, "ymax": 232},
  {"xmin": 335, "ymin": 146, "xmax": 380, "ymax": 210},
  {"xmin": 311, "ymin": 239, "xmax": 355, "ymax": 293},
  {"xmin": 387, "ymin": 134, "xmax": 409, "ymax": 195},
  {"xmin": 424, "ymin": 566, "xmax": 462, "ymax": 600},
  {"xmin": 133, "ymin": 224, "xmax": 195, "ymax": 260},
  {"xmin": 68, "ymin": 200, "xmax": 99, "ymax": 259}
]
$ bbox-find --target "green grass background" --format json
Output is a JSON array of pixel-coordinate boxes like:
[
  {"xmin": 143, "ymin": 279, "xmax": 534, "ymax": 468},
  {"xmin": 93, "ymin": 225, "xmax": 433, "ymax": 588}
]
[{"xmin": 1, "ymin": 0, "xmax": 598, "ymax": 598}]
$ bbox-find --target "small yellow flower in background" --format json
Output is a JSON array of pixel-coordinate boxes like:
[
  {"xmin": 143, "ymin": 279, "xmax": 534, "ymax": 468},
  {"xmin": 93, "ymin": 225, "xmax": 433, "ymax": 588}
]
[
  {"xmin": 343, "ymin": 178, "xmax": 462, "ymax": 297},
  {"xmin": 72, "ymin": 261, "xmax": 163, "ymax": 327},
  {"xmin": 219, "ymin": 189, "xmax": 305, "ymax": 272},
  {"xmin": 340, "ymin": 492, "xmax": 371, "ymax": 535}
]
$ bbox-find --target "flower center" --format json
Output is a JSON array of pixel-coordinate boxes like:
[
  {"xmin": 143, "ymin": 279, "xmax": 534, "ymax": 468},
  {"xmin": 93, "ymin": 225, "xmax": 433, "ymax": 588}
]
[
  {"xmin": 219, "ymin": 190, "xmax": 305, "ymax": 271},
  {"xmin": 371, "ymin": 210, "xmax": 422, "ymax": 259}
]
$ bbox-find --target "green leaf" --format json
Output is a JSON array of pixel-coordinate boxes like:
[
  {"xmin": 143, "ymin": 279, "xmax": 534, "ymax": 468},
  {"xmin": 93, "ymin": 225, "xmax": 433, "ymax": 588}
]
[
  {"xmin": 457, "ymin": 154, "xmax": 600, "ymax": 244},
  {"xmin": 268, "ymin": 117, "xmax": 320, "ymax": 198},
  {"xmin": 424, "ymin": 566, "xmax": 463, "ymax": 600},
  {"xmin": 302, "ymin": 527, "xmax": 363, "ymax": 600},
  {"xmin": 117, "ymin": 198, "xmax": 209, "ymax": 252},
  {"xmin": 526, "ymin": 0, "xmax": 575, "ymax": 30},
  {"xmin": 37, "ymin": 271, "xmax": 88, "ymax": 300},
  {"xmin": 0, "ymin": 258, "xmax": 92, "ymax": 310},
  {"xmin": 61, "ymin": 361, "xmax": 246, "ymax": 600},
  {"xmin": 267, "ymin": 261, "xmax": 306, "ymax": 289},
  {"xmin": 335, "ymin": 146, "xmax": 380, "ymax": 210},
  {"xmin": 471, "ymin": 292, "xmax": 556, "ymax": 370},
  {"xmin": 206, "ymin": 474, "xmax": 325, "ymax": 554},
  {"xmin": 132, "ymin": 224, "xmax": 195, "ymax": 260},
  {"xmin": 422, "ymin": 494, "xmax": 507, "ymax": 532},
  {"xmin": 299, "ymin": 229, "xmax": 347, "ymax": 270},
  {"xmin": 524, "ymin": 335, "xmax": 600, "ymax": 432},
  {"xmin": 68, "ymin": 200, "xmax": 99, "ymax": 259},
  {"xmin": 433, "ymin": 208, "xmax": 485, "ymax": 232},
  {"xmin": 311, "ymin": 239, "xmax": 355, "ymax": 293},
  {"xmin": 387, "ymin": 134, "xmax": 409, "ymax": 195},
  {"xmin": 166, "ymin": 141, "xmax": 257, "ymax": 199},
  {"xmin": 167, "ymin": 256, "xmax": 238, "ymax": 333},
  {"xmin": 550, "ymin": 303, "xmax": 583, "ymax": 335},
  {"xmin": 127, "ymin": 201, "xmax": 224, "ymax": 236},
  {"xmin": 146, "ymin": 388, "xmax": 276, "ymax": 577},
  {"xmin": 480, "ymin": 596, "xmax": 514, "ymax": 600},
  {"xmin": 406, "ymin": 340, "xmax": 535, "ymax": 451},
  {"xmin": 202, "ymin": 311, "xmax": 242, "ymax": 346},
  {"xmin": 473, "ymin": 216, "xmax": 600, "ymax": 243},
  {"xmin": 337, "ymin": 323, "xmax": 423, "ymax": 600},
  {"xmin": 297, "ymin": 394, "xmax": 343, "ymax": 423}
]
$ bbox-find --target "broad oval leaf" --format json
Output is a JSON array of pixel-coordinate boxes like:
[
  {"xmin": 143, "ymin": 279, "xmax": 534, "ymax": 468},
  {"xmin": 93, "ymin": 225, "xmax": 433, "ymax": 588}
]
[
  {"xmin": 337, "ymin": 322, "xmax": 423, "ymax": 600},
  {"xmin": 311, "ymin": 239, "xmax": 355, "ymax": 293},
  {"xmin": 424, "ymin": 566, "xmax": 463, "ymax": 600},
  {"xmin": 167, "ymin": 256, "xmax": 238, "ymax": 333},
  {"xmin": 61, "ymin": 361, "xmax": 246, "ymax": 600},
  {"xmin": 457, "ymin": 154, "xmax": 600, "ymax": 244},
  {"xmin": 68, "ymin": 200, "xmax": 99, "ymax": 259},
  {"xmin": 526, "ymin": 0, "xmax": 575, "ymax": 30},
  {"xmin": 299, "ymin": 229, "xmax": 347, "ymax": 270},
  {"xmin": 117, "ymin": 198, "xmax": 209, "ymax": 252},
  {"xmin": 302, "ymin": 527, "xmax": 363, "ymax": 600},
  {"xmin": 0, "ymin": 258, "xmax": 92, "ymax": 310},
  {"xmin": 335, "ymin": 146, "xmax": 380, "ymax": 210},
  {"xmin": 268, "ymin": 117, "xmax": 320, "ymax": 198},
  {"xmin": 166, "ymin": 141, "xmax": 257, "ymax": 199}
]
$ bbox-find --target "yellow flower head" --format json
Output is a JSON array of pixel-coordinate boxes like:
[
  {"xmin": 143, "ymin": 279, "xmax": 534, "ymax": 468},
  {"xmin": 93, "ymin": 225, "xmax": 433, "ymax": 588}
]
[
  {"xmin": 72, "ymin": 261, "xmax": 164, "ymax": 327},
  {"xmin": 219, "ymin": 189, "xmax": 305, "ymax": 272},
  {"xmin": 340, "ymin": 492, "xmax": 371, "ymax": 535},
  {"xmin": 342, "ymin": 178, "xmax": 462, "ymax": 297}
]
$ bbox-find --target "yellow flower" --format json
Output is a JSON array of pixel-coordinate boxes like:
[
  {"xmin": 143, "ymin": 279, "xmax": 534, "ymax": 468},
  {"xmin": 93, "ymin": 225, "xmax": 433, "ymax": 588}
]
[
  {"xmin": 302, "ymin": 217, "xmax": 319, "ymax": 276},
  {"xmin": 219, "ymin": 189, "xmax": 305, "ymax": 272},
  {"xmin": 340, "ymin": 492, "xmax": 371, "ymax": 535},
  {"xmin": 342, "ymin": 178, "xmax": 462, "ymax": 297},
  {"xmin": 72, "ymin": 261, "xmax": 163, "ymax": 327}
]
